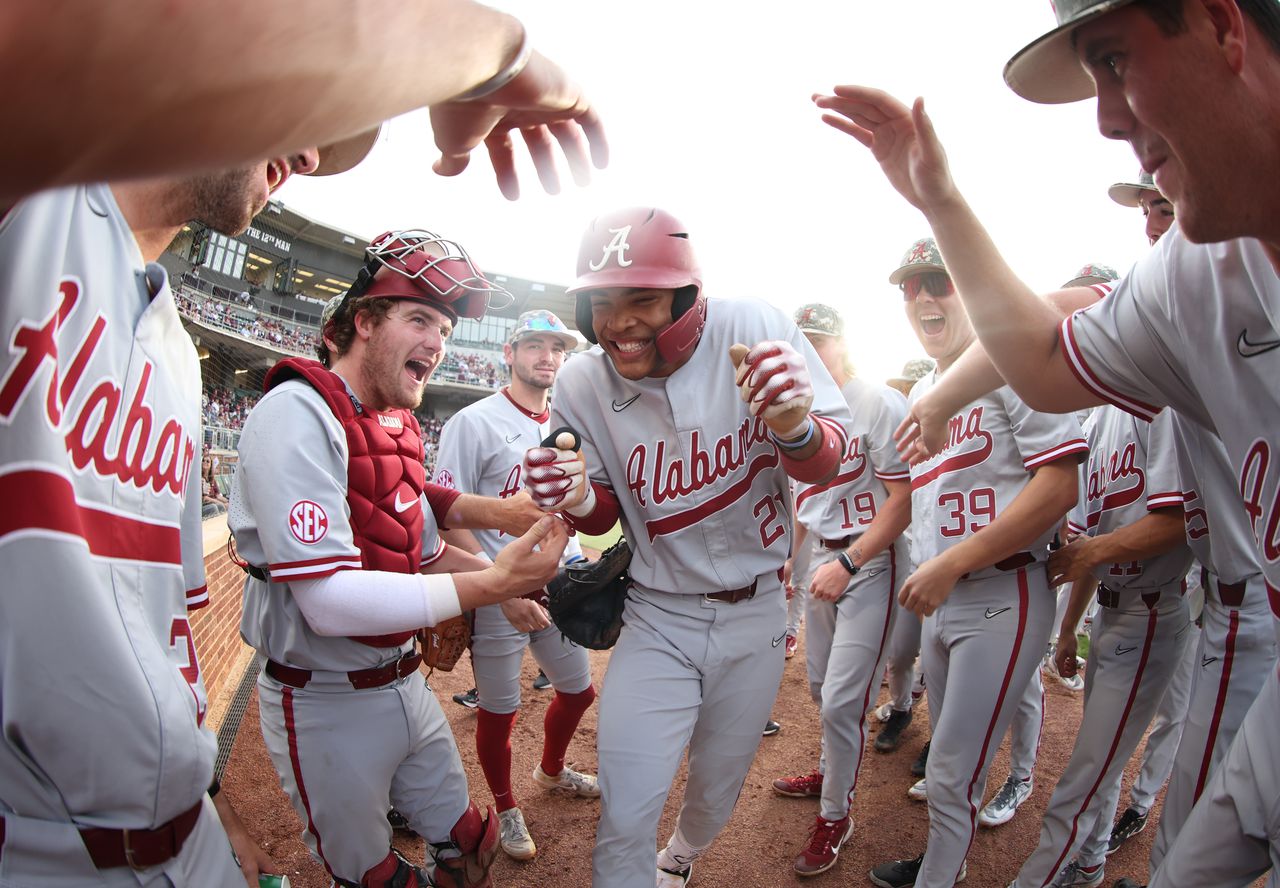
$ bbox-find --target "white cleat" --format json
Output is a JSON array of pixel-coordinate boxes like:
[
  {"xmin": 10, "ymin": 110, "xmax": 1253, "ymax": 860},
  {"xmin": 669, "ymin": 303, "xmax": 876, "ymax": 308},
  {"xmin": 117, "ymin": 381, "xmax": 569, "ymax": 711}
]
[
  {"xmin": 907, "ymin": 778, "xmax": 928, "ymax": 801},
  {"xmin": 979, "ymin": 775, "xmax": 1034, "ymax": 827},
  {"xmin": 497, "ymin": 807, "xmax": 537, "ymax": 861},
  {"xmin": 657, "ymin": 864, "xmax": 693, "ymax": 887},
  {"xmin": 533, "ymin": 763, "xmax": 601, "ymax": 798}
]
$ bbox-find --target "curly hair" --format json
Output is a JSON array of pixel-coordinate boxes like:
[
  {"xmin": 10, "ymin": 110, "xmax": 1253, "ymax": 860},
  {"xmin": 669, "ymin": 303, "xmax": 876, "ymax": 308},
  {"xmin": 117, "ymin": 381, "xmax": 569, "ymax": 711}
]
[{"xmin": 315, "ymin": 296, "xmax": 394, "ymax": 366}]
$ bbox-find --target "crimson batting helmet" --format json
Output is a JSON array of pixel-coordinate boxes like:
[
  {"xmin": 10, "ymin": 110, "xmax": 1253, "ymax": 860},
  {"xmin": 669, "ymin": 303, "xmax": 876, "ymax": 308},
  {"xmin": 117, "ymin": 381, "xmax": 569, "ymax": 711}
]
[{"xmin": 568, "ymin": 207, "xmax": 706, "ymax": 365}]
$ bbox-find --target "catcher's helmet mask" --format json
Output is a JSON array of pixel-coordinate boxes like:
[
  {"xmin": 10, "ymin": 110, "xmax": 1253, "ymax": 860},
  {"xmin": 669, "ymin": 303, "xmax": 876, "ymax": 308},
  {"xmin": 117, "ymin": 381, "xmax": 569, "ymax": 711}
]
[{"xmin": 570, "ymin": 207, "xmax": 706, "ymax": 366}]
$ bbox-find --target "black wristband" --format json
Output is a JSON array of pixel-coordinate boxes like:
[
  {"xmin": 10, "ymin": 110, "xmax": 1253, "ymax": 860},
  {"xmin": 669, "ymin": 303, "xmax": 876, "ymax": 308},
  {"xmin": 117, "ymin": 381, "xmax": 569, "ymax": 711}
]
[{"xmin": 837, "ymin": 552, "xmax": 859, "ymax": 575}]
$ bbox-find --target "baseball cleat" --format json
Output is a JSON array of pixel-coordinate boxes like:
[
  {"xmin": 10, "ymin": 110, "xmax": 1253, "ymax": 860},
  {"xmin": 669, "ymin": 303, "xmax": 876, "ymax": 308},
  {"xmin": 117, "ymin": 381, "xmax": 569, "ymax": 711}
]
[
  {"xmin": 452, "ymin": 687, "xmax": 479, "ymax": 710},
  {"xmin": 656, "ymin": 863, "xmax": 693, "ymax": 887},
  {"xmin": 794, "ymin": 814, "xmax": 853, "ymax": 877},
  {"xmin": 784, "ymin": 633, "xmax": 799, "ymax": 659},
  {"xmin": 532, "ymin": 764, "xmax": 600, "ymax": 798},
  {"xmin": 762, "ymin": 719, "xmax": 782, "ymax": 737},
  {"xmin": 979, "ymin": 775, "xmax": 1033, "ymax": 827},
  {"xmin": 910, "ymin": 741, "xmax": 930, "ymax": 777},
  {"xmin": 869, "ymin": 853, "xmax": 966, "ymax": 888},
  {"xmin": 874, "ymin": 702, "xmax": 893, "ymax": 723},
  {"xmin": 497, "ymin": 807, "xmax": 537, "ymax": 860},
  {"xmin": 1107, "ymin": 807, "xmax": 1148, "ymax": 855},
  {"xmin": 874, "ymin": 708, "xmax": 912, "ymax": 752},
  {"xmin": 532, "ymin": 670, "xmax": 551, "ymax": 691},
  {"xmin": 387, "ymin": 807, "xmax": 419, "ymax": 836},
  {"xmin": 907, "ymin": 778, "xmax": 927, "ymax": 801},
  {"xmin": 773, "ymin": 769, "xmax": 824, "ymax": 798},
  {"xmin": 1050, "ymin": 860, "xmax": 1104, "ymax": 887}
]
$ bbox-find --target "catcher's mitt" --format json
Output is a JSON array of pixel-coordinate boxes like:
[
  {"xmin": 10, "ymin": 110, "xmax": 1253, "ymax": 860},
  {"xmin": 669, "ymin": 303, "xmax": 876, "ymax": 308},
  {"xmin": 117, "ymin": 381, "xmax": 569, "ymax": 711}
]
[
  {"xmin": 419, "ymin": 614, "xmax": 471, "ymax": 673},
  {"xmin": 547, "ymin": 538, "xmax": 632, "ymax": 650}
]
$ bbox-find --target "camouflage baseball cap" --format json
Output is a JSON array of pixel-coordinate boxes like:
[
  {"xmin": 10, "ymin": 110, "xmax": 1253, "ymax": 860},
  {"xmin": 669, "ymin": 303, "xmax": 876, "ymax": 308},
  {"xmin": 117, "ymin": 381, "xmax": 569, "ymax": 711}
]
[
  {"xmin": 1062, "ymin": 263, "xmax": 1119, "ymax": 289},
  {"xmin": 506, "ymin": 309, "xmax": 578, "ymax": 350},
  {"xmin": 889, "ymin": 237, "xmax": 948, "ymax": 286},
  {"xmin": 1108, "ymin": 170, "xmax": 1161, "ymax": 208},
  {"xmin": 1004, "ymin": 0, "xmax": 1137, "ymax": 104},
  {"xmin": 794, "ymin": 303, "xmax": 844, "ymax": 337},
  {"xmin": 889, "ymin": 357, "xmax": 936, "ymax": 384},
  {"xmin": 320, "ymin": 293, "xmax": 345, "ymax": 334}
]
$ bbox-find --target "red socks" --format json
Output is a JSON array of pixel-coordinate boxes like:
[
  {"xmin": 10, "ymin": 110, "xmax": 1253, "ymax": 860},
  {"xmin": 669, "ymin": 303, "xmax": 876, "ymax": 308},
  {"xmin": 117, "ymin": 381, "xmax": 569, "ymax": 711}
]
[
  {"xmin": 475, "ymin": 708, "xmax": 519, "ymax": 811},
  {"xmin": 541, "ymin": 685, "xmax": 596, "ymax": 776}
]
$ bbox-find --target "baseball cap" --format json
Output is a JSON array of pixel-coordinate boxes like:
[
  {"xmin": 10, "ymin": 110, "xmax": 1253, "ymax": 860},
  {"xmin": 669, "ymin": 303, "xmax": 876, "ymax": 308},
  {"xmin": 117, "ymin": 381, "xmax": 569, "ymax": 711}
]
[
  {"xmin": 313, "ymin": 125, "xmax": 383, "ymax": 177},
  {"xmin": 506, "ymin": 310, "xmax": 578, "ymax": 350},
  {"xmin": 889, "ymin": 357, "xmax": 936, "ymax": 385},
  {"xmin": 1004, "ymin": 0, "xmax": 1138, "ymax": 104},
  {"xmin": 1062, "ymin": 263, "xmax": 1119, "ymax": 288},
  {"xmin": 1108, "ymin": 170, "xmax": 1161, "ymax": 208},
  {"xmin": 793, "ymin": 303, "xmax": 844, "ymax": 337},
  {"xmin": 889, "ymin": 237, "xmax": 948, "ymax": 286},
  {"xmin": 320, "ymin": 293, "xmax": 345, "ymax": 334}
]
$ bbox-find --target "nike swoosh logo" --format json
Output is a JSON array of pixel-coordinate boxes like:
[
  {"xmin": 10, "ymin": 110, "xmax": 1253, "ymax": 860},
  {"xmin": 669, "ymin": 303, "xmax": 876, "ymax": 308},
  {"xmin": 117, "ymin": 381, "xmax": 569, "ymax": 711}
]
[
  {"xmin": 771, "ymin": 633, "xmax": 787, "ymax": 648},
  {"xmin": 394, "ymin": 492, "xmax": 418, "ymax": 513},
  {"xmin": 612, "ymin": 393, "xmax": 641, "ymax": 412},
  {"xmin": 1237, "ymin": 329, "xmax": 1280, "ymax": 358},
  {"xmin": 1115, "ymin": 644, "xmax": 1138, "ymax": 656},
  {"xmin": 505, "ymin": 433, "xmax": 521, "ymax": 443},
  {"xmin": 984, "ymin": 607, "xmax": 1011, "ymax": 620},
  {"xmin": 1202, "ymin": 655, "xmax": 1220, "ymax": 668}
]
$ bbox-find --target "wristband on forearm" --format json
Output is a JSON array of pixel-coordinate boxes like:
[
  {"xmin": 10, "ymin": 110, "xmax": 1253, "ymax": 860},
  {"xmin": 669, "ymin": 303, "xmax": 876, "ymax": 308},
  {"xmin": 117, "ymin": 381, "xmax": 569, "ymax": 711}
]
[
  {"xmin": 453, "ymin": 27, "xmax": 532, "ymax": 102},
  {"xmin": 837, "ymin": 552, "xmax": 859, "ymax": 575},
  {"xmin": 770, "ymin": 418, "xmax": 814, "ymax": 451}
]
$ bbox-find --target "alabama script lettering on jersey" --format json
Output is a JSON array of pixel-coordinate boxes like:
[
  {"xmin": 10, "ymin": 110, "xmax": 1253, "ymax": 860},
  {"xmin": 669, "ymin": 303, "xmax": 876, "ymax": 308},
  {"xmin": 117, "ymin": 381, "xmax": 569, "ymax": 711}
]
[
  {"xmin": 0, "ymin": 184, "xmax": 214, "ymax": 826},
  {"xmin": 552, "ymin": 297, "xmax": 852, "ymax": 595}
]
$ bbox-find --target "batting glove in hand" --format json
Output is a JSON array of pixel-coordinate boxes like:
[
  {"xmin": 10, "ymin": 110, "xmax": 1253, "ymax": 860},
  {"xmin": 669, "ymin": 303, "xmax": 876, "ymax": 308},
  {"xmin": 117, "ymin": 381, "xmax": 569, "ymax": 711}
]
[
  {"xmin": 523, "ymin": 428, "xmax": 595, "ymax": 515},
  {"xmin": 731, "ymin": 340, "xmax": 814, "ymax": 439}
]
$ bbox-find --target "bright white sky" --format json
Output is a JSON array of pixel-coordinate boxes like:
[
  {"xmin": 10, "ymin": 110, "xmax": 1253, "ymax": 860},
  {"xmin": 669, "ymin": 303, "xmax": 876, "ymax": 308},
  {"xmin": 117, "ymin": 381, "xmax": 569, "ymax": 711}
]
[{"xmin": 279, "ymin": 1, "xmax": 1150, "ymax": 384}]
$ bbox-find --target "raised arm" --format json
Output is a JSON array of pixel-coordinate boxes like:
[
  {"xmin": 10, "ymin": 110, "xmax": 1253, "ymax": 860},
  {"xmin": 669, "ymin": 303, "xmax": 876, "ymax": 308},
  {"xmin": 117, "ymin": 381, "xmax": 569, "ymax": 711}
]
[{"xmin": 1, "ymin": 0, "xmax": 607, "ymax": 201}]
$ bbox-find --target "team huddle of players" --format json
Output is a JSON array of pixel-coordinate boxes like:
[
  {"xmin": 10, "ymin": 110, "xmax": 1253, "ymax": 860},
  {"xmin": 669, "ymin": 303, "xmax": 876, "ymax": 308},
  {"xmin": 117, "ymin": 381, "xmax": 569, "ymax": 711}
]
[{"xmin": 3, "ymin": 2, "xmax": 1280, "ymax": 888}]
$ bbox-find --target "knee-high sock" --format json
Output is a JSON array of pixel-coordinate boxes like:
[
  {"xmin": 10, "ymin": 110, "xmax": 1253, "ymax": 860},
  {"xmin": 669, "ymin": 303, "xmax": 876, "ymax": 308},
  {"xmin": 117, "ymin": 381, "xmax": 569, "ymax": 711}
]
[
  {"xmin": 541, "ymin": 685, "xmax": 597, "ymax": 776},
  {"xmin": 476, "ymin": 708, "xmax": 519, "ymax": 811}
]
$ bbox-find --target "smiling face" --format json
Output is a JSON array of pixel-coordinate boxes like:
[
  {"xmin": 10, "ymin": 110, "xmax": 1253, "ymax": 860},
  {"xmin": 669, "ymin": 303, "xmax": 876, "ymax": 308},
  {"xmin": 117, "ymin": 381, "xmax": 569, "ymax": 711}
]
[
  {"xmin": 187, "ymin": 148, "xmax": 320, "ymax": 236},
  {"xmin": 1073, "ymin": 3, "xmax": 1265, "ymax": 244},
  {"xmin": 901, "ymin": 271, "xmax": 974, "ymax": 372},
  {"xmin": 585, "ymin": 287, "xmax": 681, "ymax": 379},
  {"xmin": 354, "ymin": 300, "xmax": 451, "ymax": 411},
  {"xmin": 506, "ymin": 332, "xmax": 567, "ymax": 392}
]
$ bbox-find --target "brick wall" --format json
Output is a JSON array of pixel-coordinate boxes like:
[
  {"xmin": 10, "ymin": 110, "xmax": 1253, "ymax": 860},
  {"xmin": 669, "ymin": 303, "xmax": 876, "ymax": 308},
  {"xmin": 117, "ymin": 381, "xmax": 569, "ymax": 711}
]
[{"xmin": 191, "ymin": 515, "xmax": 256, "ymax": 733}]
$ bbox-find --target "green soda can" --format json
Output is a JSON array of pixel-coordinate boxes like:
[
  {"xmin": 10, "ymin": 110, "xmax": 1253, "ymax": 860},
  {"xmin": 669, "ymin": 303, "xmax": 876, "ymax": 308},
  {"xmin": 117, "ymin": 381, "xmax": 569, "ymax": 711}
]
[{"xmin": 258, "ymin": 877, "xmax": 291, "ymax": 888}]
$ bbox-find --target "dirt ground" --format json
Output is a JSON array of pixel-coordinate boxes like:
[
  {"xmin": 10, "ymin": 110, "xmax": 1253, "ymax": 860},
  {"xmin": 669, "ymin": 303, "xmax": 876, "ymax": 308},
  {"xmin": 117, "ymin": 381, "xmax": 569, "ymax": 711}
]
[{"xmin": 221, "ymin": 627, "xmax": 1182, "ymax": 888}]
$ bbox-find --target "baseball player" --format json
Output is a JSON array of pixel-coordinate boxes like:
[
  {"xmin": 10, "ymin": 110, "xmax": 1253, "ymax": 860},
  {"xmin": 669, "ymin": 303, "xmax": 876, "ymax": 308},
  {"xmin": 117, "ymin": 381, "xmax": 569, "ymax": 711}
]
[
  {"xmin": 1108, "ymin": 171, "xmax": 1176, "ymax": 247},
  {"xmin": 814, "ymin": 2, "xmax": 1280, "ymax": 883},
  {"xmin": 768, "ymin": 303, "xmax": 912, "ymax": 877},
  {"xmin": 1007, "ymin": 402, "xmax": 1193, "ymax": 888},
  {"xmin": 432, "ymin": 309, "xmax": 600, "ymax": 862},
  {"xmin": 520, "ymin": 206, "xmax": 852, "ymax": 888},
  {"xmin": 231, "ymin": 230, "xmax": 569, "ymax": 888},
  {"xmin": 0, "ymin": 141, "xmax": 352, "ymax": 884},
  {"xmin": 867, "ymin": 239, "xmax": 1086, "ymax": 888}
]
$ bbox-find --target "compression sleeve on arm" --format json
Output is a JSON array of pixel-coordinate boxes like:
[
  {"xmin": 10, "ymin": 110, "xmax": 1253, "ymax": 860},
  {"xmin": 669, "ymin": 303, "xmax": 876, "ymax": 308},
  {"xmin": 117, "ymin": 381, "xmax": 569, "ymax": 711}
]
[
  {"xmin": 291, "ymin": 570, "xmax": 462, "ymax": 636},
  {"xmin": 424, "ymin": 482, "xmax": 463, "ymax": 527}
]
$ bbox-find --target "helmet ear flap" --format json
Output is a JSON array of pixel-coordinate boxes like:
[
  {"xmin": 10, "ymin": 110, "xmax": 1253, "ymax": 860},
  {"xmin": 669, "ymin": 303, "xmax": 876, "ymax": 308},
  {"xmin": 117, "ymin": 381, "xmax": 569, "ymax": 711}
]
[
  {"xmin": 576, "ymin": 293, "xmax": 598, "ymax": 344},
  {"xmin": 670, "ymin": 285, "xmax": 699, "ymax": 322}
]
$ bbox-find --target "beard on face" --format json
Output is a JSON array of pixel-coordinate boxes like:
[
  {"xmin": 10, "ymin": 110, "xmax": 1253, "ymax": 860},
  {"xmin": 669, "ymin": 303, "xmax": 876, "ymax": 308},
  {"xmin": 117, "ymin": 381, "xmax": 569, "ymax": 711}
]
[
  {"xmin": 512, "ymin": 360, "xmax": 555, "ymax": 391},
  {"xmin": 359, "ymin": 322, "xmax": 427, "ymax": 411},
  {"xmin": 188, "ymin": 165, "xmax": 263, "ymax": 236}
]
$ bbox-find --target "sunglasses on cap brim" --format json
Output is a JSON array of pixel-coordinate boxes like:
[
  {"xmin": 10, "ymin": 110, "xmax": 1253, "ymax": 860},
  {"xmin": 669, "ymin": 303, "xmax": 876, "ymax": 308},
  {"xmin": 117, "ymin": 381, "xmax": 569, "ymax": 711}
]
[{"xmin": 900, "ymin": 272, "xmax": 955, "ymax": 301}]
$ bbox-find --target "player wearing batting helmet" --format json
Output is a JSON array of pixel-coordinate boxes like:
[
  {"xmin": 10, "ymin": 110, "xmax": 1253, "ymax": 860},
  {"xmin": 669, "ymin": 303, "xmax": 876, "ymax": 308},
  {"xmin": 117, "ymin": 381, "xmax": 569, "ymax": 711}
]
[
  {"xmin": 521, "ymin": 206, "xmax": 854, "ymax": 888},
  {"xmin": 231, "ymin": 229, "xmax": 570, "ymax": 888}
]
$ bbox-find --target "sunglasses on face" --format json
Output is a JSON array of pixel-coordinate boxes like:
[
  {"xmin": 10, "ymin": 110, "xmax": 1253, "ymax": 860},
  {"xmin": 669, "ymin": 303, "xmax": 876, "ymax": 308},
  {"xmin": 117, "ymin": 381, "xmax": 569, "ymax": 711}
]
[{"xmin": 901, "ymin": 273, "xmax": 955, "ymax": 301}]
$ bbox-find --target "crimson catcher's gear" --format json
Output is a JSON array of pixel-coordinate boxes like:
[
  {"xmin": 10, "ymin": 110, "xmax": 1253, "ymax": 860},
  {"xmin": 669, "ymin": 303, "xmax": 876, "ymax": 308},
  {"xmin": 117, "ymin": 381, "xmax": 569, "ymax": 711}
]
[
  {"xmin": 569, "ymin": 206, "xmax": 706, "ymax": 365},
  {"xmin": 429, "ymin": 804, "xmax": 501, "ymax": 888},
  {"xmin": 546, "ymin": 538, "xmax": 632, "ymax": 650}
]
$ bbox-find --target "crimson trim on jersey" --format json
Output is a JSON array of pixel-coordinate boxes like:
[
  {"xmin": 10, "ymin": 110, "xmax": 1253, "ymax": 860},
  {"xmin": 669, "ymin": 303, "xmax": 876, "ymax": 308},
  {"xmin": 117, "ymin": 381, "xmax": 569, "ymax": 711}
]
[
  {"xmin": 1067, "ymin": 521, "xmax": 1086, "ymax": 536},
  {"xmin": 420, "ymin": 539, "xmax": 447, "ymax": 567},
  {"xmin": 500, "ymin": 386, "xmax": 550, "ymax": 423},
  {"xmin": 0, "ymin": 466, "xmax": 182, "ymax": 565},
  {"xmin": 1146, "ymin": 491, "xmax": 1187, "ymax": 510},
  {"xmin": 186, "ymin": 586, "xmax": 210, "ymax": 610},
  {"xmin": 281, "ymin": 687, "xmax": 336, "ymax": 879},
  {"xmin": 875, "ymin": 469, "xmax": 911, "ymax": 482},
  {"xmin": 1023, "ymin": 438, "xmax": 1089, "ymax": 470},
  {"xmin": 794, "ymin": 466, "xmax": 868, "ymax": 510},
  {"xmin": 1060, "ymin": 315, "xmax": 1161, "ymax": 421},
  {"xmin": 1041, "ymin": 605, "xmax": 1161, "ymax": 883},
  {"xmin": 910, "ymin": 444, "xmax": 993, "ymax": 491},
  {"xmin": 268, "ymin": 554, "xmax": 364, "ymax": 581},
  {"xmin": 643, "ymin": 451, "xmax": 779, "ymax": 541},
  {"xmin": 1194, "ymin": 609, "xmax": 1239, "ymax": 801}
]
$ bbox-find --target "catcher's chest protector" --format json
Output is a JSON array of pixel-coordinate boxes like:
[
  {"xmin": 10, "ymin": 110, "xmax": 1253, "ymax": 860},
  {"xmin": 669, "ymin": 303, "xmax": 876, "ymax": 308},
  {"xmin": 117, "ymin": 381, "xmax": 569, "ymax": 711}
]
[{"xmin": 266, "ymin": 358, "xmax": 425, "ymax": 646}]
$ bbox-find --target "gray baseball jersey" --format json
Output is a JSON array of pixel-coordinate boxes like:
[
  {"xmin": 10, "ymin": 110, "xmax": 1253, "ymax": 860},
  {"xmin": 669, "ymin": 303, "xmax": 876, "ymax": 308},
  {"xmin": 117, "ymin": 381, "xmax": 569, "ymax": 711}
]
[
  {"xmin": 231, "ymin": 377, "xmax": 444, "ymax": 671},
  {"xmin": 793, "ymin": 377, "xmax": 910, "ymax": 540},
  {"xmin": 908, "ymin": 373, "xmax": 1087, "ymax": 571},
  {"xmin": 553, "ymin": 296, "xmax": 853, "ymax": 595},
  {"xmin": 1069, "ymin": 406, "xmax": 1192, "ymax": 592},
  {"xmin": 0, "ymin": 185, "xmax": 241, "ymax": 884}
]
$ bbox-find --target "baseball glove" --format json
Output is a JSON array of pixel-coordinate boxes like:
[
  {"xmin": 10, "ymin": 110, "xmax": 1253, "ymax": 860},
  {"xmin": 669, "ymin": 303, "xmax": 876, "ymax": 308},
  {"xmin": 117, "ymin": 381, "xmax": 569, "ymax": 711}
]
[
  {"xmin": 546, "ymin": 538, "xmax": 632, "ymax": 650},
  {"xmin": 419, "ymin": 614, "xmax": 471, "ymax": 673}
]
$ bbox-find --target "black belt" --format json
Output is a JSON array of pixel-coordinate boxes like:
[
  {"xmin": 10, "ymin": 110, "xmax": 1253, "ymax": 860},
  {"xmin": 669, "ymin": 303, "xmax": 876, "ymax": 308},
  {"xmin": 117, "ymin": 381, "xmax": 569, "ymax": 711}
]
[
  {"xmin": 245, "ymin": 563, "xmax": 269, "ymax": 582},
  {"xmin": 266, "ymin": 652, "xmax": 423, "ymax": 690},
  {"xmin": 76, "ymin": 799, "xmax": 203, "ymax": 870},
  {"xmin": 819, "ymin": 535, "xmax": 854, "ymax": 551}
]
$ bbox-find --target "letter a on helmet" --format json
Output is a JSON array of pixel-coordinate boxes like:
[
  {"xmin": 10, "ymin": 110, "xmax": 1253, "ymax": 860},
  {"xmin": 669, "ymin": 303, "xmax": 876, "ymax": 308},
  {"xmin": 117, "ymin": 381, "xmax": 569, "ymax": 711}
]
[{"xmin": 569, "ymin": 207, "xmax": 706, "ymax": 365}]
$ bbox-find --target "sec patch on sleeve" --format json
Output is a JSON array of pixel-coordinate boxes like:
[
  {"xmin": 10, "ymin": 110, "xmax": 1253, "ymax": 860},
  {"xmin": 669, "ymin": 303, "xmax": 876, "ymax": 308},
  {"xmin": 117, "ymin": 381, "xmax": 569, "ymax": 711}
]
[{"xmin": 289, "ymin": 500, "xmax": 330, "ymax": 544}]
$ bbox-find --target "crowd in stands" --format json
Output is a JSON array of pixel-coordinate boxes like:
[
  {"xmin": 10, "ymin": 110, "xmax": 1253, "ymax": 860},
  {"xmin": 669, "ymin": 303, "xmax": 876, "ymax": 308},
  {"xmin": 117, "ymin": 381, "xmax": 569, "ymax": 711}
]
[
  {"xmin": 203, "ymin": 386, "xmax": 256, "ymax": 432},
  {"xmin": 434, "ymin": 350, "xmax": 507, "ymax": 387}
]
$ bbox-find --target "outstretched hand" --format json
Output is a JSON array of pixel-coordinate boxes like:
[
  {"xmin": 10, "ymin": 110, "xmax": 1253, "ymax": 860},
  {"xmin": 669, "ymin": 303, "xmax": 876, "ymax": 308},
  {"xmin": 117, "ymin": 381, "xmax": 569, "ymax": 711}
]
[
  {"xmin": 812, "ymin": 86, "xmax": 956, "ymax": 215},
  {"xmin": 431, "ymin": 52, "xmax": 609, "ymax": 200},
  {"xmin": 894, "ymin": 391, "xmax": 951, "ymax": 465}
]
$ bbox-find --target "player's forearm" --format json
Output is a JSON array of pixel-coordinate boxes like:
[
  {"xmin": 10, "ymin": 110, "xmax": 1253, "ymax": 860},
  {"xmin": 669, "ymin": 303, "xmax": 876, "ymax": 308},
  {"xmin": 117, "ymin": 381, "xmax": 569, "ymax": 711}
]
[
  {"xmin": 778, "ymin": 418, "xmax": 842, "ymax": 484},
  {"xmin": 428, "ymin": 542, "xmax": 490, "ymax": 573},
  {"xmin": 1060, "ymin": 576, "xmax": 1099, "ymax": 639},
  {"xmin": 1084, "ymin": 509, "xmax": 1187, "ymax": 572},
  {"xmin": 440, "ymin": 527, "xmax": 486, "ymax": 557},
  {"xmin": 936, "ymin": 459, "xmax": 1079, "ymax": 578},
  {"xmin": 847, "ymin": 483, "xmax": 911, "ymax": 568},
  {"xmin": 291, "ymin": 570, "xmax": 462, "ymax": 635},
  {"xmin": 922, "ymin": 196, "xmax": 1090, "ymax": 413},
  {"xmin": 1, "ymin": 0, "xmax": 524, "ymax": 198}
]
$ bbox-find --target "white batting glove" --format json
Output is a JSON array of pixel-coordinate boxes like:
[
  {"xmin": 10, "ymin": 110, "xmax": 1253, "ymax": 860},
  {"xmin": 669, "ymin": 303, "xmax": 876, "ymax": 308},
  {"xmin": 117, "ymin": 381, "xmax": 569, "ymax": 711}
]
[
  {"xmin": 522, "ymin": 446, "xmax": 596, "ymax": 516},
  {"xmin": 732, "ymin": 340, "xmax": 814, "ymax": 439}
]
